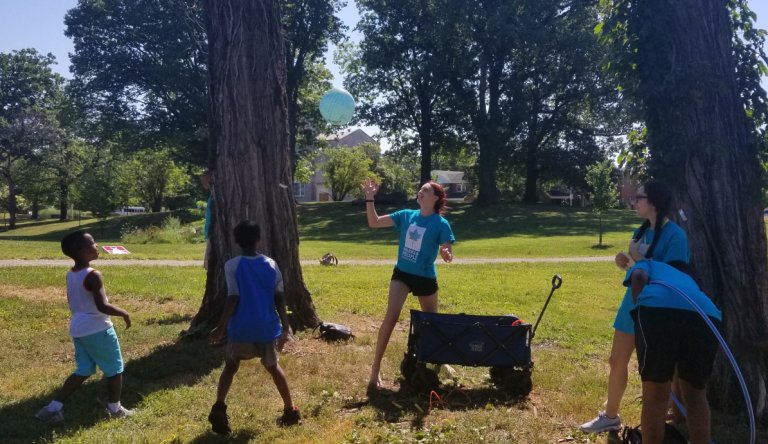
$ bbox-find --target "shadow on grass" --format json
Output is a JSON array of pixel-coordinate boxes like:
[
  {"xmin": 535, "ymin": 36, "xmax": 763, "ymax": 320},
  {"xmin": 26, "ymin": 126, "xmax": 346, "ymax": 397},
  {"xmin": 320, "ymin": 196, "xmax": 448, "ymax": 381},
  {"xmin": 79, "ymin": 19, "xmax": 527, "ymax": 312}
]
[
  {"xmin": 590, "ymin": 244, "xmax": 614, "ymax": 250},
  {"xmin": 0, "ymin": 210, "xmax": 202, "ymax": 243},
  {"xmin": 187, "ymin": 430, "xmax": 258, "ymax": 444},
  {"xmin": 0, "ymin": 338, "xmax": 225, "ymax": 444},
  {"xmin": 351, "ymin": 383, "xmax": 529, "ymax": 430}
]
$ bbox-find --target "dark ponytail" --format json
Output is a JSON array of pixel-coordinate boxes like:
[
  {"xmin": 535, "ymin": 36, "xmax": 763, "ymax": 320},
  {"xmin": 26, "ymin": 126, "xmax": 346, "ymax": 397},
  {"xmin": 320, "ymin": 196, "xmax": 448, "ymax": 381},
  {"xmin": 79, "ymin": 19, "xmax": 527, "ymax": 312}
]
[{"xmin": 632, "ymin": 180, "xmax": 673, "ymax": 259}]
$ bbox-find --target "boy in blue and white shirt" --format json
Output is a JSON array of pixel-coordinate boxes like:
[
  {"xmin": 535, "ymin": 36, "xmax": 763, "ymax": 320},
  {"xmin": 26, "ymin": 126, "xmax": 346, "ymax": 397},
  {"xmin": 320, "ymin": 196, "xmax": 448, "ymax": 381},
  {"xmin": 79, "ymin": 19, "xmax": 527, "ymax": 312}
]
[{"xmin": 207, "ymin": 221, "xmax": 300, "ymax": 434}]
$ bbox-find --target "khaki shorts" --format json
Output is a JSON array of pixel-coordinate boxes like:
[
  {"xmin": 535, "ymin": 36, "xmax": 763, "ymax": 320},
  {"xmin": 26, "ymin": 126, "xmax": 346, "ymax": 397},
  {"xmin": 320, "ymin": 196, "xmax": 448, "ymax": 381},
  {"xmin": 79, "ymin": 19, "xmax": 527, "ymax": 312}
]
[{"xmin": 227, "ymin": 340, "xmax": 278, "ymax": 367}]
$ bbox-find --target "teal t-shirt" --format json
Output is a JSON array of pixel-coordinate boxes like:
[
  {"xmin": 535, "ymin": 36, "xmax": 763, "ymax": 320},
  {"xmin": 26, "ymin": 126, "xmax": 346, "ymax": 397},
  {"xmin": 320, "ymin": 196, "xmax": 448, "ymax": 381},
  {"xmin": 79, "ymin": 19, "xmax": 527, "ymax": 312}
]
[
  {"xmin": 614, "ymin": 220, "xmax": 691, "ymax": 334},
  {"xmin": 631, "ymin": 221, "xmax": 689, "ymax": 263},
  {"xmin": 390, "ymin": 210, "xmax": 455, "ymax": 279},
  {"xmin": 624, "ymin": 260, "xmax": 722, "ymax": 320}
]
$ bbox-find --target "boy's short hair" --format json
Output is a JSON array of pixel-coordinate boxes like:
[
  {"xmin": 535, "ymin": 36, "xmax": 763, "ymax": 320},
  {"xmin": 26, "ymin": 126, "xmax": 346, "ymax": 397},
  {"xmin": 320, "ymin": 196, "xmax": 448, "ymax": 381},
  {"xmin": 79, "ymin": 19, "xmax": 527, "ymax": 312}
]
[
  {"xmin": 61, "ymin": 231, "xmax": 90, "ymax": 259},
  {"xmin": 233, "ymin": 220, "xmax": 261, "ymax": 248}
]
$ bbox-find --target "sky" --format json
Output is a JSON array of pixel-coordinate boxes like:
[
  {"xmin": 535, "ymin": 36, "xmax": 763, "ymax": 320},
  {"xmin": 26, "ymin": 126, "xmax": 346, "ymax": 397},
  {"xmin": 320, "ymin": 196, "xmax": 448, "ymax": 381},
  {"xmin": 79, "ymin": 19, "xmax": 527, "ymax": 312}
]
[{"xmin": 1, "ymin": 0, "xmax": 767, "ymax": 152}]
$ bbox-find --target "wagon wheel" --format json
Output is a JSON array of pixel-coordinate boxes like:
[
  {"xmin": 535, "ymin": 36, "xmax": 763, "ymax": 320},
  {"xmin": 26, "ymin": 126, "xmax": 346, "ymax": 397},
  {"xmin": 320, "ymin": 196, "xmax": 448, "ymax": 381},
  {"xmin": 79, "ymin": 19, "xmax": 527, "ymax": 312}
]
[
  {"xmin": 492, "ymin": 366, "xmax": 533, "ymax": 397},
  {"xmin": 489, "ymin": 365, "xmax": 506, "ymax": 386},
  {"xmin": 504, "ymin": 366, "xmax": 533, "ymax": 397},
  {"xmin": 400, "ymin": 351, "xmax": 417, "ymax": 382},
  {"xmin": 410, "ymin": 364, "xmax": 440, "ymax": 394}
]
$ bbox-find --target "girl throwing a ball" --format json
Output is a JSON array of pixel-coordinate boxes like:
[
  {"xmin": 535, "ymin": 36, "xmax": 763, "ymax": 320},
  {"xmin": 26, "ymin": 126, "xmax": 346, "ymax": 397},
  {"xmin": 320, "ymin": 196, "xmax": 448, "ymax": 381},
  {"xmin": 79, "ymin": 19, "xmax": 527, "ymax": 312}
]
[{"xmin": 361, "ymin": 178, "xmax": 455, "ymax": 391}]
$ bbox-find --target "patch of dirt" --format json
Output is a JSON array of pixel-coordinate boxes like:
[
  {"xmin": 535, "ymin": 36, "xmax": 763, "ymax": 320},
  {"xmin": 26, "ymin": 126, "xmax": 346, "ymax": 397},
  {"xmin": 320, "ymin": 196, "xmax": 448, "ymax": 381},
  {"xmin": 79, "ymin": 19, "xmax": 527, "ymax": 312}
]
[
  {"xmin": 0, "ymin": 285, "xmax": 66, "ymax": 302},
  {"xmin": 0, "ymin": 285, "xmax": 189, "ymax": 316}
]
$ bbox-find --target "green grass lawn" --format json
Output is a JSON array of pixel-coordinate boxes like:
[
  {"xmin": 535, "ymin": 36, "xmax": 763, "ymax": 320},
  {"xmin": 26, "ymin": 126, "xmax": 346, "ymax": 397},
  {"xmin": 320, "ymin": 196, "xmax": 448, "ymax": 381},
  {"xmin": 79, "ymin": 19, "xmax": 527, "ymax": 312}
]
[
  {"xmin": 0, "ymin": 202, "xmax": 642, "ymax": 261},
  {"xmin": 0, "ymin": 263, "xmax": 754, "ymax": 443}
]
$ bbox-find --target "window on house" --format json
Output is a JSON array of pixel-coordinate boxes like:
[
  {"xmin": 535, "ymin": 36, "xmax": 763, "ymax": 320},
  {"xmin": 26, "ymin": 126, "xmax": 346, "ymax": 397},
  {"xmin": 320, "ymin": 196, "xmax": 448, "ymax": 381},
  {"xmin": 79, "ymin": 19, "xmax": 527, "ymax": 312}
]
[
  {"xmin": 293, "ymin": 182, "xmax": 305, "ymax": 197},
  {"xmin": 456, "ymin": 183, "xmax": 464, "ymax": 193}
]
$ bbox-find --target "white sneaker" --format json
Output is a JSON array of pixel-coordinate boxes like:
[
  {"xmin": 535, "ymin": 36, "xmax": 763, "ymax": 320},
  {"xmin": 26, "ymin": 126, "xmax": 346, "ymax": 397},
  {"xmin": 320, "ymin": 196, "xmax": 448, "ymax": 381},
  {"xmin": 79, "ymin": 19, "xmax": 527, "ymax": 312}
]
[
  {"xmin": 35, "ymin": 407, "xmax": 64, "ymax": 422},
  {"xmin": 579, "ymin": 411, "xmax": 621, "ymax": 433},
  {"xmin": 106, "ymin": 406, "xmax": 135, "ymax": 419}
]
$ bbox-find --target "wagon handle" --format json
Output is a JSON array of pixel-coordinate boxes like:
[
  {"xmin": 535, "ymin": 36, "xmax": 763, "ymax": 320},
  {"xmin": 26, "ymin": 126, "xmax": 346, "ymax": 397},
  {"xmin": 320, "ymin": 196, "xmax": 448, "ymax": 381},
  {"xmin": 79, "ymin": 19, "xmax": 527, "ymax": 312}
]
[{"xmin": 531, "ymin": 274, "xmax": 562, "ymax": 341}]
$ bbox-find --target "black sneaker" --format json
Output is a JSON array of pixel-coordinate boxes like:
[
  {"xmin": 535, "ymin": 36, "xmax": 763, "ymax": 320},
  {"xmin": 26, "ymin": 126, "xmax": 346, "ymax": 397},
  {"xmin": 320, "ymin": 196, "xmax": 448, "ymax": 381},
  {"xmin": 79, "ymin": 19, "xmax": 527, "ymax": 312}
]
[
  {"xmin": 208, "ymin": 401, "xmax": 232, "ymax": 435},
  {"xmin": 277, "ymin": 406, "xmax": 301, "ymax": 426}
]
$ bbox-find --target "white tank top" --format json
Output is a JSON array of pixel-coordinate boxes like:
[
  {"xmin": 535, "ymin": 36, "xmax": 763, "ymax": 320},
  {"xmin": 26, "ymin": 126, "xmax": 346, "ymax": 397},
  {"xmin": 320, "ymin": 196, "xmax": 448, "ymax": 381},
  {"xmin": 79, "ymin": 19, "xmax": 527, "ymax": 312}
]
[{"xmin": 67, "ymin": 267, "xmax": 113, "ymax": 338}]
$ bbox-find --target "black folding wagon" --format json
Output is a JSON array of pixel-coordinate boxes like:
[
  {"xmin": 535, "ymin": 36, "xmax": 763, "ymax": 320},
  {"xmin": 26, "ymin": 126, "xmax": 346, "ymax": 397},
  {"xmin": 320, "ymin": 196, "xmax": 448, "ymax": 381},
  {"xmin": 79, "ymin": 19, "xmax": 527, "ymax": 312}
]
[{"xmin": 400, "ymin": 275, "xmax": 562, "ymax": 396}]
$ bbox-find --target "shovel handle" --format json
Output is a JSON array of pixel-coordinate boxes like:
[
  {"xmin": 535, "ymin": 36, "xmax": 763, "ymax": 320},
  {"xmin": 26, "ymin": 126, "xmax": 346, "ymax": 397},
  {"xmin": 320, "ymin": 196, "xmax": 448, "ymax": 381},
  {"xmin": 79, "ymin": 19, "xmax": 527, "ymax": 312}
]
[{"xmin": 552, "ymin": 274, "xmax": 562, "ymax": 290}]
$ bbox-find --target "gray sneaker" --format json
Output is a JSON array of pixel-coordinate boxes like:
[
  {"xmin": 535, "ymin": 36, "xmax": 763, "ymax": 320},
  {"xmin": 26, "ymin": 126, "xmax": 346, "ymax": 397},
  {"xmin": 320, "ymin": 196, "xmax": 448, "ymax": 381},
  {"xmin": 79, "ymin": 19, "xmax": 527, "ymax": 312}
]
[
  {"xmin": 106, "ymin": 406, "xmax": 135, "ymax": 419},
  {"xmin": 579, "ymin": 411, "xmax": 621, "ymax": 433},
  {"xmin": 35, "ymin": 407, "xmax": 64, "ymax": 422}
]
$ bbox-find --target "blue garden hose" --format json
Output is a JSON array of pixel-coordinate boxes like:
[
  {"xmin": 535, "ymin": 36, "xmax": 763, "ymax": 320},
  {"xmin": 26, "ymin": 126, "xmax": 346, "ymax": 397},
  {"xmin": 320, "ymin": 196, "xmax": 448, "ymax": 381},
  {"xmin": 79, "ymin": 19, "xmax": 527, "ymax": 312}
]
[{"xmin": 651, "ymin": 280, "xmax": 755, "ymax": 444}]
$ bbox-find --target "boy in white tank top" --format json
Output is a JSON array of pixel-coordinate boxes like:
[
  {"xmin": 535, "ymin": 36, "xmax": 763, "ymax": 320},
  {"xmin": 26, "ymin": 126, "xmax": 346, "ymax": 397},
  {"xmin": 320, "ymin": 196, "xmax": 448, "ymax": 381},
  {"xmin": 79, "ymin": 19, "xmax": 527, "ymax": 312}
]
[{"xmin": 35, "ymin": 231, "xmax": 134, "ymax": 422}]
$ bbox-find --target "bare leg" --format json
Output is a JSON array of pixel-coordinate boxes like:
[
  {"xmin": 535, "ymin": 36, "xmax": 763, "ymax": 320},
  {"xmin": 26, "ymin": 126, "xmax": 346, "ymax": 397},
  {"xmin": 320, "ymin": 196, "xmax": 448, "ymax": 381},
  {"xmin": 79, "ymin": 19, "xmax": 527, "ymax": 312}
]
[
  {"xmin": 640, "ymin": 380, "xmax": 671, "ymax": 444},
  {"xmin": 417, "ymin": 291, "xmax": 438, "ymax": 313},
  {"xmin": 669, "ymin": 371, "xmax": 686, "ymax": 422},
  {"xmin": 265, "ymin": 364, "xmax": 293, "ymax": 410},
  {"xmin": 106, "ymin": 373, "xmax": 122, "ymax": 404},
  {"xmin": 54, "ymin": 373, "xmax": 90, "ymax": 403},
  {"xmin": 216, "ymin": 358, "xmax": 241, "ymax": 403},
  {"xmin": 605, "ymin": 330, "xmax": 635, "ymax": 418},
  {"xmin": 679, "ymin": 379, "xmax": 711, "ymax": 444},
  {"xmin": 369, "ymin": 279, "xmax": 410, "ymax": 388}
]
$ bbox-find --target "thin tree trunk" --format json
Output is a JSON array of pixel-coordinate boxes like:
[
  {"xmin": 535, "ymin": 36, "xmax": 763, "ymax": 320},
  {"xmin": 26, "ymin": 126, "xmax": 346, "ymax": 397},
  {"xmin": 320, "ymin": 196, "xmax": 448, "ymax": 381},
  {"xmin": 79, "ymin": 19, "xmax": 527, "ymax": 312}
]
[
  {"xmin": 31, "ymin": 202, "xmax": 39, "ymax": 220},
  {"xmin": 200, "ymin": 0, "xmax": 321, "ymax": 331},
  {"xmin": 7, "ymin": 172, "xmax": 17, "ymax": 230},
  {"xmin": 598, "ymin": 214, "xmax": 602, "ymax": 247},
  {"xmin": 523, "ymin": 137, "xmax": 539, "ymax": 203},
  {"xmin": 635, "ymin": 0, "xmax": 768, "ymax": 420},
  {"xmin": 59, "ymin": 182, "xmax": 68, "ymax": 221}
]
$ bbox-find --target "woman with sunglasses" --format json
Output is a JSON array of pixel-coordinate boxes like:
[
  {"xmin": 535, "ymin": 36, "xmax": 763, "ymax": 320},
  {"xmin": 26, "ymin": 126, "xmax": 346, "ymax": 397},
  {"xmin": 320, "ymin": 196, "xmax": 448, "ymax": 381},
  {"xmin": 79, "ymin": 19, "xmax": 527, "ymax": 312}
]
[{"xmin": 580, "ymin": 180, "xmax": 689, "ymax": 433}]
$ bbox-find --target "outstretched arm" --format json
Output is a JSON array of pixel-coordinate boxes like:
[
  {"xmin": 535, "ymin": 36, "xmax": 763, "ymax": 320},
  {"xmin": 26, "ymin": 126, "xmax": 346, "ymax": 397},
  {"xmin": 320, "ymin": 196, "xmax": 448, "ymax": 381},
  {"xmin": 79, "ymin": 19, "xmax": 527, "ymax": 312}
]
[{"xmin": 362, "ymin": 177, "xmax": 394, "ymax": 228}]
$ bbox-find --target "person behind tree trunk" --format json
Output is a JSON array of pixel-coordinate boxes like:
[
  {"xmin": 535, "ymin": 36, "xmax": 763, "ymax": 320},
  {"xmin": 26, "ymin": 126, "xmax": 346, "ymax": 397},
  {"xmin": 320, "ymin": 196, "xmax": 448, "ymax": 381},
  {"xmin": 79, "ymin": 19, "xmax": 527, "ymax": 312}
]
[
  {"xmin": 207, "ymin": 221, "xmax": 300, "ymax": 435},
  {"xmin": 580, "ymin": 180, "xmax": 689, "ymax": 433},
  {"xmin": 626, "ymin": 260, "xmax": 721, "ymax": 444},
  {"xmin": 361, "ymin": 178, "xmax": 455, "ymax": 391},
  {"xmin": 201, "ymin": 170, "xmax": 213, "ymax": 270},
  {"xmin": 36, "ymin": 231, "xmax": 134, "ymax": 422}
]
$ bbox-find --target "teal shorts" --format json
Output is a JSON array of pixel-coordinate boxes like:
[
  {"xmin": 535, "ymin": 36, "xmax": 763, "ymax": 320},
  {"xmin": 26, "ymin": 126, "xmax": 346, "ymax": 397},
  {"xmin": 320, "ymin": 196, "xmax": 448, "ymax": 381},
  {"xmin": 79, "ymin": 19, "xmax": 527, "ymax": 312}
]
[
  {"xmin": 73, "ymin": 326, "xmax": 124, "ymax": 377},
  {"xmin": 612, "ymin": 288, "xmax": 635, "ymax": 335}
]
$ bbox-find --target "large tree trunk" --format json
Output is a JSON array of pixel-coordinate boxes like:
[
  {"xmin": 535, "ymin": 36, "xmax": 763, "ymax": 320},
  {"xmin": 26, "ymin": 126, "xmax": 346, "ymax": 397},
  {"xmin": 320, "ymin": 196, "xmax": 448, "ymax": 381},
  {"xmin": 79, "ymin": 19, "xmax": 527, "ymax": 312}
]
[
  {"xmin": 200, "ymin": 0, "xmax": 321, "ymax": 331},
  {"xmin": 30, "ymin": 202, "xmax": 39, "ymax": 220},
  {"xmin": 635, "ymin": 0, "xmax": 768, "ymax": 420},
  {"xmin": 473, "ymin": 61, "xmax": 500, "ymax": 205}
]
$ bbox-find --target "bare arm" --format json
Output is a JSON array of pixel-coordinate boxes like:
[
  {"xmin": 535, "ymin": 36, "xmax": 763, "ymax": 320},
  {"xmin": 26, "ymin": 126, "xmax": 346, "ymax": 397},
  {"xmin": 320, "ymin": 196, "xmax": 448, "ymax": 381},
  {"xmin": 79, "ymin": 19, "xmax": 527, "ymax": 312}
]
[
  {"xmin": 209, "ymin": 296, "xmax": 239, "ymax": 344},
  {"xmin": 630, "ymin": 268, "xmax": 649, "ymax": 304},
  {"xmin": 362, "ymin": 177, "xmax": 395, "ymax": 228},
  {"xmin": 274, "ymin": 292, "xmax": 291, "ymax": 351},
  {"xmin": 85, "ymin": 271, "xmax": 131, "ymax": 329}
]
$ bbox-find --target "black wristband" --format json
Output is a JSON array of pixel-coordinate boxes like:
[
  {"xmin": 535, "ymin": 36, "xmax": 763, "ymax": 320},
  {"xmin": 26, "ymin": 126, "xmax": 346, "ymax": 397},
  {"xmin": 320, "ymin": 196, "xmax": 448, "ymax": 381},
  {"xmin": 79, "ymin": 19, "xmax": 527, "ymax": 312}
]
[{"xmin": 365, "ymin": 199, "xmax": 374, "ymax": 203}]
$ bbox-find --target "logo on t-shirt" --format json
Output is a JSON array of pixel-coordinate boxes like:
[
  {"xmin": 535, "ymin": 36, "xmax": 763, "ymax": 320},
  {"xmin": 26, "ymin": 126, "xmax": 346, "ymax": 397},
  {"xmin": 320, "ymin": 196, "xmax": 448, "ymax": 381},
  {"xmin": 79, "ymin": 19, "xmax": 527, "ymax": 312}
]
[{"xmin": 402, "ymin": 224, "xmax": 426, "ymax": 262}]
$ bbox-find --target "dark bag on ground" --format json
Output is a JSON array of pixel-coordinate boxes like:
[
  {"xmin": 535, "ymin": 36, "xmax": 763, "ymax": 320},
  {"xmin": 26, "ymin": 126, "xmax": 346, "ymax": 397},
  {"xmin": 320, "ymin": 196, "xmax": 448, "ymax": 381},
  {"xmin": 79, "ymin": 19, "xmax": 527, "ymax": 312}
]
[
  {"xmin": 314, "ymin": 322, "xmax": 354, "ymax": 341},
  {"xmin": 320, "ymin": 253, "xmax": 338, "ymax": 266},
  {"xmin": 621, "ymin": 424, "xmax": 687, "ymax": 444}
]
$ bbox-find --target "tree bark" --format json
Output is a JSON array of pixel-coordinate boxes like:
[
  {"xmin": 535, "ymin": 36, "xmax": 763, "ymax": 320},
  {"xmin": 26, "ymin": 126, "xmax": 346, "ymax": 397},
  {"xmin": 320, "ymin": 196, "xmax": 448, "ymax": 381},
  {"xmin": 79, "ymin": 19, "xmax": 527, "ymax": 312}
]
[
  {"xmin": 31, "ymin": 202, "xmax": 39, "ymax": 220},
  {"xmin": 635, "ymin": 0, "xmax": 768, "ymax": 420},
  {"xmin": 200, "ymin": 0, "xmax": 321, "ymax": 331},
  {"xmin": 522, "ymin": 134, "xmax": 540, "ymax": 203},
  {"xmin": 419, "ymin": 113, "xmax": 433, "ymax": 186},
  {"xmin": 59, "ymin": 182, "xmax": 68, "ymax": 221}
]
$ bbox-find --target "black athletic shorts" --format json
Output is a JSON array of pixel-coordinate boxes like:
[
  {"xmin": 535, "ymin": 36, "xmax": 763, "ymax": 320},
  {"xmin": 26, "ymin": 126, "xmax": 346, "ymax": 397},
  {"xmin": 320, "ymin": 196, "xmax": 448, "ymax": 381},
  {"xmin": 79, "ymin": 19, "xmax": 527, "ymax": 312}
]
[
  {"xmin": 391, "ymin": 267, "xmax": 438, "ymax": 296},
  {"xmin": 631, "ymin": 306, "xmax": 721, "ymax": 389}
]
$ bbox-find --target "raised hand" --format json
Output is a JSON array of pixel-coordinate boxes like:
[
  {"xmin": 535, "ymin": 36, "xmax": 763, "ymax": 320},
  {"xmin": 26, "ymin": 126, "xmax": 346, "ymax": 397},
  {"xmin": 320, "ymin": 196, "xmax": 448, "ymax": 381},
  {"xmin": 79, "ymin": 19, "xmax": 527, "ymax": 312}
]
[{"xmin": 361, "ymin": 177, "xmax": 379, "ymax": 199}]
